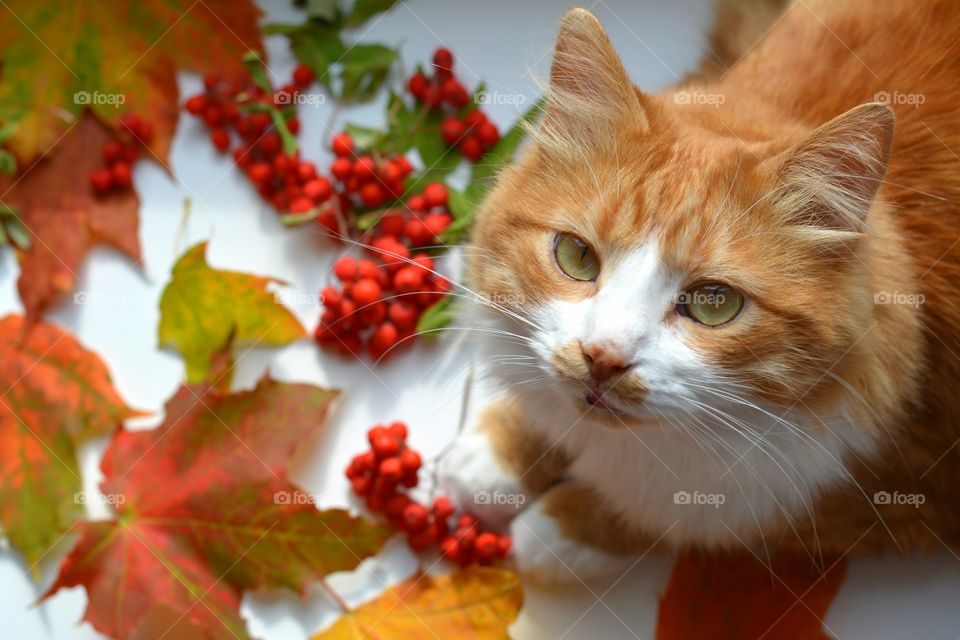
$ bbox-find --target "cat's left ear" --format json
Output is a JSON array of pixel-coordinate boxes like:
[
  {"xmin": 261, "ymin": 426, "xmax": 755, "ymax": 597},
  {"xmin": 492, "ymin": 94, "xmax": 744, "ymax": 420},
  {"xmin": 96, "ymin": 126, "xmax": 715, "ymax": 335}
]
[
  {"xmin": 541, "ymin": 8, "xmax": 649, "ymax": 147},
  {"xmin": 772, "ymin": 102, "xmax": 895, "ymax": 232}
]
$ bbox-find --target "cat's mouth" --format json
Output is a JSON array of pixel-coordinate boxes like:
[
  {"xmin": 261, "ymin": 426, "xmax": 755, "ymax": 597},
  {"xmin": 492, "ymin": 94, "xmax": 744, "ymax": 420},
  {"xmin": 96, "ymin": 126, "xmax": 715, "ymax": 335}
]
[{"xmin": 584, "ymin": 390, "xmax": 622, "ymax": 414}]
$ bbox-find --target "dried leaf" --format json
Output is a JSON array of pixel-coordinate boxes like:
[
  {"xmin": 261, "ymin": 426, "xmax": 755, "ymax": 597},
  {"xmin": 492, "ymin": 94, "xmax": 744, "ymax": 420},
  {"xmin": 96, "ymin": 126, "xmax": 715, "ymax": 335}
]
[
  {"xmin": 44, "ymin": 376, "xmax": 392, "ymax": 640},
  {"xmin": 0, "ymin": 314, "xmax": 138, "ymax": 572},
  {"xmin": 656, "ymin": 551, "xmax": 848, "ymax": 640},
  {"xmin": 0, "ymin": 0, "xmax": 263, "ymax": 164},
  {"xmin": 0, "ymin": 116, "xmax": 140, "ymax": 321},
  {"xmin": 314, "ymin": 568, "xmax": 523, "ymax": 639},
  {"xmin": 158, "ymin": 241, "xmax": 306, "ymax": 384}
]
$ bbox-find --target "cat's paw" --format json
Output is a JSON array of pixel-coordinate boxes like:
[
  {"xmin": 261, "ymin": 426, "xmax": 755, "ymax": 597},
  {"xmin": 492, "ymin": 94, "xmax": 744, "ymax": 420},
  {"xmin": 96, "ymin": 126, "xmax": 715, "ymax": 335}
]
[
  {"xmin": 510, "ymin": 498, "xmax": 628, "ymax": 583},
  {"xmin": 438, "ymin": 430, "xmax": 530, "ymax": 530}
]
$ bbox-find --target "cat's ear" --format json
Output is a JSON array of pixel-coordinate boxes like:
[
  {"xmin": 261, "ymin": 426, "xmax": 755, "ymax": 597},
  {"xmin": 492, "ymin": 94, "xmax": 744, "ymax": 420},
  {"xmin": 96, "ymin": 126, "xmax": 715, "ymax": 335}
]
[
  {"xmin": 774, "ymin": 102, "xmax": 894, "ymax": 232},
  {"xmin": 541, "ymin": 8, "xmax": 648, "ymax": 146}
]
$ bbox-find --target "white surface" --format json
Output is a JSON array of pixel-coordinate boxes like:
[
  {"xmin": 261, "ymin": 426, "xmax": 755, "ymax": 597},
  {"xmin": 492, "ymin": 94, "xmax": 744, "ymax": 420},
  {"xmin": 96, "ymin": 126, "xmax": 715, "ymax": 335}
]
[{"xmin": 1, "ymin": 1, "xmax": 960, "ymax": 638}]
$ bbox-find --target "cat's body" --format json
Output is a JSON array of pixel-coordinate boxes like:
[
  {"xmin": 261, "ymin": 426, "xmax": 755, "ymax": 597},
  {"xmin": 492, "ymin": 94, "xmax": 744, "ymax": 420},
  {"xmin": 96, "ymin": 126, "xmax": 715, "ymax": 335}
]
[{"xmin": 440, "ymin": 0, "xmax": 960, "ymax": 581}]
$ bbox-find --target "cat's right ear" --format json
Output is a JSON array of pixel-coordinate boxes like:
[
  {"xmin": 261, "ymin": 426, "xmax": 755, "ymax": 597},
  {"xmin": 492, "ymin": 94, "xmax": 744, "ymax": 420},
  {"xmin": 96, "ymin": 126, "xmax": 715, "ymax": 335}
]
[{"xmin": 541, "ymin": 8, "xmax": 648, "ymax": 149}]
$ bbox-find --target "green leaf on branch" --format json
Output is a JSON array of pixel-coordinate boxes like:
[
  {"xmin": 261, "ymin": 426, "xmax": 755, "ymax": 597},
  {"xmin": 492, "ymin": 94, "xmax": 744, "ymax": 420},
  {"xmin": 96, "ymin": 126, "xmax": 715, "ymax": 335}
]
[
  {"xmin": 264, "ymin": 21, "xmax": 346, "ymax": 90},
  {"xmin": 416, "ymin": 295, "xmax": 459, "ymax": 337},
  {"xmin": 340, "ymin": 43, "xmax": 397, "ymax": 102},
  {"xmin": 469, "ymin": 97, "xmax": 543, "ymax": 187},
  {"xmin": 295, "ymin": 0, "xmax": 339, "ymax": 23},
  {"xmin": 343, "ymin": 122, "xmax": 385, "ymax": 152},
  {"xmin": 347, "ymin": 0, "xmax": 400, "ymax": 27}
]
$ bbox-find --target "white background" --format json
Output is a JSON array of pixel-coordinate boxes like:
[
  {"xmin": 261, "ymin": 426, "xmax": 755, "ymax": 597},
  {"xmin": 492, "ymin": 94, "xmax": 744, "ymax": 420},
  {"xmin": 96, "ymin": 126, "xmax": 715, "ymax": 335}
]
[{"xmin": 2, "ymin": 0, "xmax": 960, "ymax": 638}]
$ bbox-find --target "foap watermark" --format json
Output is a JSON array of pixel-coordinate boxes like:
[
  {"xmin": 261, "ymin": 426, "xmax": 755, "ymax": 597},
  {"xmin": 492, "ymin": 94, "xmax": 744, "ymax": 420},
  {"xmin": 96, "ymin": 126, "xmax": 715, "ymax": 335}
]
[
  {"xmin": 274, "ymin": 290, "xmax": 323, "ymax": 308},
  {"xmin": 74, "ymin": 90, "xmax": 126, "ymax": 108},
  {"xmin": 874, "ymin": 90, "xmax": 925, "ymax": 108},
  {"xmin": 674, "ymin": 490, "xmax": 726, "ymax": 508},
  {"xmin": 74, "ymin": 490, "xmax": 125, "ymax": 507},
  {"xmin": 479, "ymin": 291, "xmax": 525, "ymax": 306},
  {"xmin": 73, "ymin": 291, "xmax": 124, "ymax": 308},
  {"xmin": 273, "ymin": 89, "xmax": 326, "ymax": 107},
  {"xmin": 676, "ymin": 289, "xmax": 726, "ymax": 308},
  {"xmin": 273, "ymin": 490, "xmax": 317, "ymax": 505},
  {"xmin": 874, "ymin": 291, "xmax": 925, "ymax": 308},
  {"xmin": 673, "ymin": 90, "xmax": 725, "ymax": 107},
  {"xmin": 474, "ymin": 90, "xmax": 527, "ymax": 106},
  {"xmin": 873, "ymin": 490, "xmax": 925, "ymax": 508},
  {"xmin": 474, "ymin": 490, "xmax": 525, "ymax": 508}
]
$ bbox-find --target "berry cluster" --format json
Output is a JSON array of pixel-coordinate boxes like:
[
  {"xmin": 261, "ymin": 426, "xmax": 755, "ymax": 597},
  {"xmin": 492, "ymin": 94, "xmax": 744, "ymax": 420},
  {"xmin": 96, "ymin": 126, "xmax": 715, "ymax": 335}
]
[
  {"xmin": 347, "ymin": 422, "xmax": 511, "ymax": 565},
  {"xmin": 315, "ymin": 252, "xmax": 449, "ymax": 360},
  {"xmin": 406, "ymin": 47, "xmax": 500, "ymax": 161},
  {"xmin": 183, "ymin": 64, "xmax": 323, "ymax": 213},
  {"xmin": 89, "ymin": 113, "xmax": 154, "ymax": 195}
]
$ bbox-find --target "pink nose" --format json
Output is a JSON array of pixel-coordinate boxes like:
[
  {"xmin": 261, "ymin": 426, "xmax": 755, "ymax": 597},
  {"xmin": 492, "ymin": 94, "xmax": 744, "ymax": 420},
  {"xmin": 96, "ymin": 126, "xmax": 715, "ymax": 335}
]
[{"xmin": 580, "ymin": 342, "xmax": 631, "ymax": 382}]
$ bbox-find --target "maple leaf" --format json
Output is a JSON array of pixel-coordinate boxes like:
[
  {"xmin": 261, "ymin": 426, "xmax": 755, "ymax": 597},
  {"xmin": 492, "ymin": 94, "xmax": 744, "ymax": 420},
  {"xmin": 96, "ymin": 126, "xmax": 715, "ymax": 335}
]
[
  {"xmin": 0, "ymin": 0, "xmax": 263, "ymax": 164},
  {"xmin": 0, "ymin": 116, "xmax": 141, "ymax": 321},
  {"xmin": 44, "ymin": 375, "xmax": 393, "ymax": 640},
  {"xmin": 158, "ymin": 241, "xmax": 307, "ymax": 384},
  {"xmin": 656, "ymin": 551, "xmax": 848, "ymax": 640},
  {"xmin": 0, "ymin": 314, "xmax": 138, "ymax": 571},
  {"xmin": 314, "ymin": 568, "xmax": 524, "ymax": 638}
]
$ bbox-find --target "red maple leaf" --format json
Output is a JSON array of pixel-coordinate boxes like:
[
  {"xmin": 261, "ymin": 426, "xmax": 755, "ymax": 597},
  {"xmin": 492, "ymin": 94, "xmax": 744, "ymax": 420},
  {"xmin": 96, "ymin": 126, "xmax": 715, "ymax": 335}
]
[{"xmin": 44, "ymin": 376, "xmax": 392, "ymax": 640}]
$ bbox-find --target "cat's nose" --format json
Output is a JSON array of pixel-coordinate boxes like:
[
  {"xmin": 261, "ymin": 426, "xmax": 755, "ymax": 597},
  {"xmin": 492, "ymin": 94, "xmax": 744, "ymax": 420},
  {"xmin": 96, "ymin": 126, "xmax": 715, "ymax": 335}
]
[{"xmin": 580, "ymin": 341, "xmax": 632, "ymax": 382}]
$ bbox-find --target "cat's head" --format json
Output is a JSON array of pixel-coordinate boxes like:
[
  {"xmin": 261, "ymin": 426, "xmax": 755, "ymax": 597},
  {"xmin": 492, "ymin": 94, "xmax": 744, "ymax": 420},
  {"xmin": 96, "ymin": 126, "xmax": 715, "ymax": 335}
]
[{"xmin": 467, "ymin": 8, "xmax": 907, "ymax": 427}]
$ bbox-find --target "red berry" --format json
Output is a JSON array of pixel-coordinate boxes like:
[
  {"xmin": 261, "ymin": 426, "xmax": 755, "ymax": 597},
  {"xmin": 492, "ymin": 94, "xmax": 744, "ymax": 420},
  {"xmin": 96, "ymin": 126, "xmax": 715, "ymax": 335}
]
[
  {"xmin": 353, "ymin": 156, "xmax": 376, "ymax": 181},
  {"xmin": 317, "ymin": 208, "xmax": 339, "ymax": 236},
  {"xmin": 388, "ymin": 421, "xmax": 408, "ymax": 440},
  {"xmin": 101, "ymin": 140, "xmax": 124, "ymax": 165},
  {"xmin": 351, "ymin": 476, "xmax": 372, "ymax": 496},
  {"xmin": 412, "ymin": 253, "xmax": 435, "ymax": 272},
  {"xmin": 433, "ymin": 47, "xmax": 454, "ymax": 73},
  {"xmin": 334, "ymin": 256, "xmax": 358, "ymax": 281},
  {"xmin": 478, "ymin": 121, "xmax": 500, "ymax": 147},
  {"xmin": 459, "ymin": 135, "xmax": 484, "ymax": 161},
  {"xmin": 360, "ymin": 182, "xmax": 386, "ymax": 208},
  {"xmin": 440, "ymin": 536, "xmax": 461, "ymax": 561},
  {"xmin": 393, "ymin": 267, "xmax": 424, "ymax": 294},
  {"xmin": 404, "ymin": 219, "xmax": 434, "ymax": 247},
  {"xmin": 203, "ymin": 105, "xmax": 223, "ymax": 127},
  {"xmin": 357, "ymin": 259, "xmax": 379, "ymax": 280},
  {"xmin": 372, "ymin": 434, "xmax": 400, "ymax": 460},
  {"xmin": 248, "ymin": 162, "xmax": 272, "ymax": 184},
  {"xmin": 433, "ymin": 496, "xmax": 455, "ymax": 521},
  {"xmin": 297, "ymin": 161, "xmax": 317, "ymax": 182},
  {"xmin": 211, "ymin": 128, "xmax": 230, "ymax": 152},
  {"xmin": 289, "ymin": 197, "xmax": 314, "ymax": 214},
  {"xmin": 407, "ymin": 72, "xmax": 429, "ymax": 99},
  {"xmin": 110, "ymin": 162, "xmax": 132, "ymax": 189},
  {"xmin": 406, "ymin": 194, "xmax": 428, "ymax": 213},
  {"xmin": 185, "ymin": 94, "xmax": 207, "ymax": 115},
  {"xmin": 475, "ymin": 532, "xmax": 500, "ymax": 562},
  {"xmin": 423, "ymin": 183, "xmax": 448, "ymax": 208},
  {"xmin": 424, "ymin": 212, "xmax": 452, "ymax": 236},
  {"xmin": 441, "ymin": 78, "xmax": 468, "ymax": 108},
  {"xmin": 498, "ymin": 535, "xmax": 512, "ymax": 557},
  {"xmin": 359, "ymin": 302, "xmax": 387, "ymax": 327},
  {"xmin": 407, "ymin": 523, "xmax": 439, "ymax": 551},
  {"xmin": 292, "ymin": 63, "xmax": 315, "ymax": 87},
  {"xmin": 352, "ymin": 278, "xmax": 382, "ymax": 306},
  {"xmin": 379, "ymin": 213, "xmax": 405, "ymax": 238},
  {"xmin": 388, "ymin": 301, "xmax": 418, "ymax": 329},
  {"xmin": 385, "ymin": 493, "xmax": 412, "ymax": 519},
  {"xmin": 286, "ymin": 117, "xmax": 301, "ymax": 135},
  {"xmin": 402, "ymin": 503, "xmax": 430, "ymax": 531},
  {"xmin": 464, "ymin": 109, "xmax": 487, "ymax": 128},
  {"xmin": 203, "ymin": 72, "xmax": 220, "ymax": 90},
  {"xmin": 89, "ymin": 168, "xmax": 113, "ymax": 194},
  {"xmin": 331, "ymin": 133, "xmax": 354, "ymax": 157},
  {"xmin": 379, "ymin": 457, "xmax": 403, "ymax": 484},
  {"xmin": 400, "ymin": 449, "xmax": 421, "ymax": 474},
  {"xmin": 458, "ymin": 514, "xmax": 479, "ymax": 530},
  {"xmin": 258, "ymin": 132, "xmax": 282, "ymax": 158},
  {"xmin": 440, "ymin": 117, "xmax": 466, "ymax": 145},
  {"xmin": 304, "ymin": 177, "xmax": 333, "ymax": 203},
  {"xmin": 331, "ymin": 157, "xmax": 353, "ymax": 180},
  {"xmin": 393, "ymin": 156, "xmax": 413, "ymax": 176},
  {"xmin": 369, "ymin": 322, "xmax": 399, "ymax": 357}
]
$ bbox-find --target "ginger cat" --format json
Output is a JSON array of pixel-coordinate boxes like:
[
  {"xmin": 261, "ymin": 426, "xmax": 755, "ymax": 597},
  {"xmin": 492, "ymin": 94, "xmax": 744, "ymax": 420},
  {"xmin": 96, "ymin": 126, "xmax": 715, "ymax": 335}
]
[{"xmin": 440, "ymin": 0, "xmax": 960, "ymax": 582}]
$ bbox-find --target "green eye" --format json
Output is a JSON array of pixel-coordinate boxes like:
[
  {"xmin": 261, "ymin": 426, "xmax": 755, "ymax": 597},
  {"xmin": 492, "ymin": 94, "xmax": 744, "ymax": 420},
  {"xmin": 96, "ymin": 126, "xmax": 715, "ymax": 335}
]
[
  {"xmin": 679, "ymin": 283, "xmax": 744, "ymax": 326},
  {"xmin": 554, "ymin": 233, "xmax": 600, "ymax": 281}
]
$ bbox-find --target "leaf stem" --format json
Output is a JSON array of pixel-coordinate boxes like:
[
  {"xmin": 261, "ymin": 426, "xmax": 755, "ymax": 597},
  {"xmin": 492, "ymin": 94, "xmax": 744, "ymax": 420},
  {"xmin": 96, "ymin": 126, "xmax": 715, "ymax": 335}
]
[{"xmin": 319, "ymin": 578, "xmax": 352, "ymax": 613}]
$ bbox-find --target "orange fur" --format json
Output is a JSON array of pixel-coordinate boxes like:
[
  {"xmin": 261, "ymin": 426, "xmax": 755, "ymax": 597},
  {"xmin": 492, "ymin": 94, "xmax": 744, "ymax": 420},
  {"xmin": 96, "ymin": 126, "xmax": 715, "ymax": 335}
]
[{"xmin": 468, "ymin": 1, "xmax": 960, "ymax": 557}]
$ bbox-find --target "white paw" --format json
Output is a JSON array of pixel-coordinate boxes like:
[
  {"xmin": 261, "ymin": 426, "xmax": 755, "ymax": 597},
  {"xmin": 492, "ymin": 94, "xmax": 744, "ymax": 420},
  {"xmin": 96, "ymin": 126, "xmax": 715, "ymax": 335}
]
[
  {"xmin": 510, "ymin": 499, "xmax": 628, "ymax": 584},
  {"xmin": 438, "ymin": 431, "xmax": 529, "ymax": 530}
]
